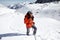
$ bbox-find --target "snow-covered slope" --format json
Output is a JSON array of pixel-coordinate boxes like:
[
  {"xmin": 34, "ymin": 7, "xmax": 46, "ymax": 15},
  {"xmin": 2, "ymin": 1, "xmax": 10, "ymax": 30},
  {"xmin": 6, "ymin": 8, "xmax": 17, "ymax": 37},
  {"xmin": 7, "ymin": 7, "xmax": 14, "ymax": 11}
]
[
  {"xmin": 0, "ymin": 4, "xmax": 15, "ymax": 15},
  {"xmin": 25, "ymin": 2, "xmax": 60, "ymax": 20},
  {"xmin": 13, "ymin": 2, "xmax": 60, "ymax": 21},
  {"xmin": 0, "ymin": 2, "xmax": 60, "ymax": 40},
  {"xmin": 7, "ymin": 2, "xmax": 60, "ymax": 21},
  {"xmin": 0, "ymin": 11, "xmax": 60, "ymax": 40}
]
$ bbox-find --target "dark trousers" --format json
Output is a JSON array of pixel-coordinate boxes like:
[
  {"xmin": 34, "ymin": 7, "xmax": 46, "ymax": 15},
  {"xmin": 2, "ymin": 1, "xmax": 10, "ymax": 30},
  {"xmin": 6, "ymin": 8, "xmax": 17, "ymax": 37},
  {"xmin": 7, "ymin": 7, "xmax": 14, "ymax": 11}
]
[{"xmin": 26, "ymin": 25, "xmax": 37, "ymax": 35}]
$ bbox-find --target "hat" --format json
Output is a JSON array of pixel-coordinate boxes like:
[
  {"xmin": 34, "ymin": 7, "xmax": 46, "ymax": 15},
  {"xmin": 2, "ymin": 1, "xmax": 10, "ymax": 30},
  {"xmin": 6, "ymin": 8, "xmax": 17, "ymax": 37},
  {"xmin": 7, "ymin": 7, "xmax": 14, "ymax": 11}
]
[{"xmin": 27, "ymin": 11, "xmax": 33, "ymax": 14}]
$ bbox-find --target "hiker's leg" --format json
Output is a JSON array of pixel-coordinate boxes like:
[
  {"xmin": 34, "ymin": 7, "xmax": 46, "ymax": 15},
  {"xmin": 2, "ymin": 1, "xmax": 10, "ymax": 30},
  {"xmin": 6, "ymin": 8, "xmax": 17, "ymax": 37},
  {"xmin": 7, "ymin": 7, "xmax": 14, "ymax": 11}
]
[
  {"xmin": 32, "ymin": 25, "xmax": 37, "ymax": 35},
  {"xmin": 26, "ymin": 28, "xmax": 30, "ymax": 35}
]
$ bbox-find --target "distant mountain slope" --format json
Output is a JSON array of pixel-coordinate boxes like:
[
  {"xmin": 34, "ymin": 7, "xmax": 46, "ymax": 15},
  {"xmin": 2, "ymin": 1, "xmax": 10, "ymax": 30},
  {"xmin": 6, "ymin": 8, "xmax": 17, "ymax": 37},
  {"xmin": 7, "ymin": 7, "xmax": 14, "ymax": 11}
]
[
  {"xmin": 8, "ymin": 3, "xmax": 24, "ymax": 9},
  {"xmin": 35, "ymin": 0, "xmax": 60, "ymax": 3}
]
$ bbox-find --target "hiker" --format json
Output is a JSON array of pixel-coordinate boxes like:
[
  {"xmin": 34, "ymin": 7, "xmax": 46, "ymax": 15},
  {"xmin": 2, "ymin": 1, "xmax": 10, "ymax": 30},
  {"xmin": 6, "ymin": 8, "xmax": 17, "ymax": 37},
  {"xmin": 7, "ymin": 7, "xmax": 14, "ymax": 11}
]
[{"xmin": 24, "ymin": 11, "xmax": 37, "ymax": 35}]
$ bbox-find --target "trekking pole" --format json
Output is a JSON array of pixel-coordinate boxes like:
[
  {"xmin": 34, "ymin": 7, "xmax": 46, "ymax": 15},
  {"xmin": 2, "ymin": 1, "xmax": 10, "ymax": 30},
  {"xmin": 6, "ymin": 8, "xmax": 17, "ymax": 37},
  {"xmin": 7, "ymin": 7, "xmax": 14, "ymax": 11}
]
[{"xmin": 34, "ymin": 35, "xmax": 36, "ymax": 40}]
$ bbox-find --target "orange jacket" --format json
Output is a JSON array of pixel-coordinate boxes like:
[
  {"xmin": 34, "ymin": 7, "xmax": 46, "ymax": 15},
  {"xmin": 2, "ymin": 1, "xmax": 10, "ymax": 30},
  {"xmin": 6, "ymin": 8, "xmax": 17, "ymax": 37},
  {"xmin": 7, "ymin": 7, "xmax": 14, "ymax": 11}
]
[{"xmin": 24, "ymin": 17, "xmax": 34, "ymax": 28}]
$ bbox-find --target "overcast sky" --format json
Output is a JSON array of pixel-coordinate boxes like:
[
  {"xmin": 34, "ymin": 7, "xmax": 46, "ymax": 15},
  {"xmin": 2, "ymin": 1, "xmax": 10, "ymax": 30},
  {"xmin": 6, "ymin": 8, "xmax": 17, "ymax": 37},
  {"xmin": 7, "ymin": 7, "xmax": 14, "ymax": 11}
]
[{"xmin": 0, "ymin": 0, "xmax": 36, "ymax": 5}]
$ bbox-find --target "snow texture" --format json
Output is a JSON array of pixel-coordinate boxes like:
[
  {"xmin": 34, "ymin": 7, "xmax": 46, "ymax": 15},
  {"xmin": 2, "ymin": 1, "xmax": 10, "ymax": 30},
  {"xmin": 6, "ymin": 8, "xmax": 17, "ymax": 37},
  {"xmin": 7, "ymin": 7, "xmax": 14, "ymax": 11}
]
[{"xmin": 0, "ymin": 2, "xmax": 60, "ymax": 40}]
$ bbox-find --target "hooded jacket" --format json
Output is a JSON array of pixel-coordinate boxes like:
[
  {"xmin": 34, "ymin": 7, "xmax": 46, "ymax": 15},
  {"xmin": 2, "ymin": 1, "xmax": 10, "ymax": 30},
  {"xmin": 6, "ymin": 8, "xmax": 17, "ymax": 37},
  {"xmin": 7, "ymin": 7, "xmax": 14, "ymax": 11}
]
[{"xmin": 24, "ymin": 15, "xmax": 34, "ymax": 28}]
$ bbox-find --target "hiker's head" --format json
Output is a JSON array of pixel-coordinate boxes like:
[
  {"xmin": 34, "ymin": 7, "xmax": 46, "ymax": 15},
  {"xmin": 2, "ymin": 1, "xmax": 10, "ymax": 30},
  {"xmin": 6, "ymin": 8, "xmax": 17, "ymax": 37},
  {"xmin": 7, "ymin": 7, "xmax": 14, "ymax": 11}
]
[{"xmin": 26, "ymin": 11, "xmax": 33, "ymax": 16}]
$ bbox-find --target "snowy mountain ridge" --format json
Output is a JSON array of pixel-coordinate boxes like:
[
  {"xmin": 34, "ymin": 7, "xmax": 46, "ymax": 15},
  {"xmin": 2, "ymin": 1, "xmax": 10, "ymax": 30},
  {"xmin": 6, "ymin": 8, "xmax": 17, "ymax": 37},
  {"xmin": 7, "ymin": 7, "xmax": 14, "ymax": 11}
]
[{"xmin": 8, "ymin": 3, "xmax": 24, "ymax": 9}]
